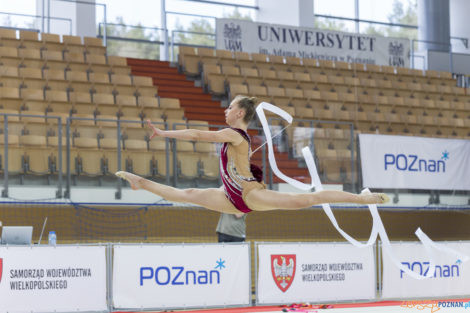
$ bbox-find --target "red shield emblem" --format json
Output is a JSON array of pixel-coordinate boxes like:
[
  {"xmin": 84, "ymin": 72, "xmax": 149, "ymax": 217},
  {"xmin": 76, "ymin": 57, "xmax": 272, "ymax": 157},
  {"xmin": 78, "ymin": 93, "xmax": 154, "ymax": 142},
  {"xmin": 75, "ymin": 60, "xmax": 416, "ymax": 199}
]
[
  {"xmin": 271, "ymin": 254, "xmax": 296, "ymax": 292},
  {"xmin": 0, "ymin": 258, "xmax": 3, "ymax": 283}
]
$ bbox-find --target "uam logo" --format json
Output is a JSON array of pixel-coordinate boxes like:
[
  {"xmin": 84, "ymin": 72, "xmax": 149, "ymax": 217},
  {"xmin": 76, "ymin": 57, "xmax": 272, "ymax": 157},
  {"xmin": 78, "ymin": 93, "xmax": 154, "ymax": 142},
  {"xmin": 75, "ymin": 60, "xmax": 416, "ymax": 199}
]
[
  {"xmin": 271, "ymin": 254, "xmax": 296, "ymax": 292},
  {"xmin": 223, "ymin": 22, "xmax": 243, "ymax": 51},
  {"xmin": 0, "ymin": 258, "xmax": 3, "ymax": 283},
  {"xmin": 388, "ymin": 41, "xmax": 405, "ymax": 67}
]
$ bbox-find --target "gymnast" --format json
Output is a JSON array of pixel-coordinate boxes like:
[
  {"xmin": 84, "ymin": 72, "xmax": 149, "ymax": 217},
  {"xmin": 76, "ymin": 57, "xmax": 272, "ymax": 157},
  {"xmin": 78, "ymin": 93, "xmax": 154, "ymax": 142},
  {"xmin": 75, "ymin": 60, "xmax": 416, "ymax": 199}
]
[{"xmin": 116, "ymin": 95, "xmax": 389, "ymax": 214}]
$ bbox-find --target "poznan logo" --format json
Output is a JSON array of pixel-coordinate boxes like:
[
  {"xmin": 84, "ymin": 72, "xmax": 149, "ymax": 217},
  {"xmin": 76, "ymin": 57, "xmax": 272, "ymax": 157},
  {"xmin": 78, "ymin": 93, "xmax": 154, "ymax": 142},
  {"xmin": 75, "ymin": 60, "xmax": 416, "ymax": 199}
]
[
  {"xmin": 139, "ymin": 259, "xmax": 225, "ymax": 286},
  {"xmin": 384, "ymin": 151, "xmax": 448, "ymax": 173},
  {"xmin": 271, "ymin": 254, "xmax": 296, "ymax": 292},
  {"xmin": 441, "ymin": 150, "xmax": 450, "ymax": 161}
]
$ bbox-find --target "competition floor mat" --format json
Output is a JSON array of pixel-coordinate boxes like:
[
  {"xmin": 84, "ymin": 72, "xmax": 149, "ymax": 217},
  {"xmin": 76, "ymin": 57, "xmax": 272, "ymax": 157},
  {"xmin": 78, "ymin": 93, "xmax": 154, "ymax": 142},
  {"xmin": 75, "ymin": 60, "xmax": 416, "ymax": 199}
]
[{"xmin": 113, "ymin": 298, "xmax": 470, "ymax": 313}]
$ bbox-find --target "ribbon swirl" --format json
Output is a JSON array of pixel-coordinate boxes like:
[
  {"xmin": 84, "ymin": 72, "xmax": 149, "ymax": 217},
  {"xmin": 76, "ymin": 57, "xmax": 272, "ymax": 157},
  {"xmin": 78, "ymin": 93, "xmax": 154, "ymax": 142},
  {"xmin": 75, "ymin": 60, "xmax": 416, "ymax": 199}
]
[{"xmin": 256, "ymin": 102, "xmax": 469, "ymax": 279}]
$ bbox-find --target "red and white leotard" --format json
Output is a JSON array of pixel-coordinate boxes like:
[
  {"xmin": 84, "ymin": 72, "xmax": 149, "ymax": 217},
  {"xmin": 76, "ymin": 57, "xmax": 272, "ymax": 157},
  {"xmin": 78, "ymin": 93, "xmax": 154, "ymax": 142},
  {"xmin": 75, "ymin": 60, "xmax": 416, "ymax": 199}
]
[{"xmin": 219, "ymin": 128, "xmax": 265, "ymax": 213}]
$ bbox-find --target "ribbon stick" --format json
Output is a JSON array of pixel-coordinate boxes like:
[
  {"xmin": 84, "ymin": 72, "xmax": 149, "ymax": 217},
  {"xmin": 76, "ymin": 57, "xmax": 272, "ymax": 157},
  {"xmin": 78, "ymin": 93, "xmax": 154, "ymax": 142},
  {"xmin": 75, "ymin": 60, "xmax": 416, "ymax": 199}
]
[
  {"xmin": 255, "ymin": 101, "xmax": 469, "ymax": 279},
  {"xmin": 251, "ymin": 124, "xmax": 289, "ymax": 155}
]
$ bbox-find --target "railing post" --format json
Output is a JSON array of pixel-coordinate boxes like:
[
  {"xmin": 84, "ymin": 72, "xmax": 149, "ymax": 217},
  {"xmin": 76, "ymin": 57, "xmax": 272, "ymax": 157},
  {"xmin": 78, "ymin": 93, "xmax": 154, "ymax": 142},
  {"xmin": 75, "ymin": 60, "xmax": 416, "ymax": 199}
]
[
  {"xmin": 56, "ymin": 117, "xmax": 63, "ymax": 198},
  {"xmin": 449, "ymin": 43, "xmax": 453, "ymax": 73},
  {"xmin": 170, "ymin": 30, "xmax": 175, "ymax": 62},
  {"xmin": 350, "ymin": 124, "xmax": 356, "ymax": 193},
  {"xmin": 165, "ymin": 136, "xmax": 170, "ymax": 186},
  {"xmin": 65, "ymin": 118, "xmax": 71, "ymax": 199},
  {"xmin": 47, "ymin": 0, "xmax": 51, "ymax": 32},
  {"xmin": 161, "ymin": 0, "xmax": 168, "ymax": 61},
  {"xmin": 103, "ymin": 3, "xmax": 108, "ymax": 48},
  {"xmin": 115, "ymin": 120, "xmax": 122, "ymax": 199},
  {"xmin": 42, "ymin": 0, "xmax": 45, "ymax": 33},
  {"xmin": 2, "ymin": 116, "xmax": 9, "ymax": 198},
  {"xmin": 172, "ymin": 138, "xmax": 177, "ymax": 187}
]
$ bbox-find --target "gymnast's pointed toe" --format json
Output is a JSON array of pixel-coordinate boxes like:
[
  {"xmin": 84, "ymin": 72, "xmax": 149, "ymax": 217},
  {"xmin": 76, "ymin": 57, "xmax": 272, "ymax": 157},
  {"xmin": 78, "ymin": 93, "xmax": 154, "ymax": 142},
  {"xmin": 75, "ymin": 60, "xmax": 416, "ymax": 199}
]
[
  {"xmin": 377, "ymin": 193, "xmax": 390, "ymax": 204},
  {"xmin": 115, "ymin": 171, "xmax": 127, "ymax": 179}
]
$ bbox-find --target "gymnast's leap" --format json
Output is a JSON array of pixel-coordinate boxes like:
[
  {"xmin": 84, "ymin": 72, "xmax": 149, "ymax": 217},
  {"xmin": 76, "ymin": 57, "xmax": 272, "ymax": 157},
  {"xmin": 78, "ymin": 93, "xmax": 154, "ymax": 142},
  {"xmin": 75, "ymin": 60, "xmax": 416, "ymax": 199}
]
[{"xmin": 116, "ymin": 95, "xmax": 389, "ymax": 214}]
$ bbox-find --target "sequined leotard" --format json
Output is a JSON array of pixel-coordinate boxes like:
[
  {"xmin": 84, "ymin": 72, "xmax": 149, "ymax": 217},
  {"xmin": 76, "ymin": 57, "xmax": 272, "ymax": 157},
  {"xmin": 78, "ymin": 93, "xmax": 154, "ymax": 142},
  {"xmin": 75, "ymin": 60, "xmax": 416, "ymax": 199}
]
[{"xmin": 219, "ymin": 128, "xmax": 266, "ymax": 213}]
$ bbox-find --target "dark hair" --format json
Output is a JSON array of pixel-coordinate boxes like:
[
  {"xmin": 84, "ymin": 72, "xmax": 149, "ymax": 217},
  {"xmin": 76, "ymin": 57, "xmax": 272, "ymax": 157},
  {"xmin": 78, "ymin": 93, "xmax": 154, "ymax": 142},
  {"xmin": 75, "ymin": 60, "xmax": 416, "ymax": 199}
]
[{"xmin": 234, "ymin": 95, "xmax": 257, "ymax": 124}]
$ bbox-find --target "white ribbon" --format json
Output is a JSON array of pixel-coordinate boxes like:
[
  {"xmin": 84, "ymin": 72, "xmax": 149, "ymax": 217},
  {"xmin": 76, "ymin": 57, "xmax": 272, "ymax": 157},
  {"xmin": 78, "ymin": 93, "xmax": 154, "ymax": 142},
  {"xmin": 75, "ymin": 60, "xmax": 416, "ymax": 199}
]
[
  {"xmin": 255, "ymin": 102, "xmax": 469, "ymax": 279},
  {"xmin": 256, "ymin": 102, "xmax": 316, "ymax": 190}
]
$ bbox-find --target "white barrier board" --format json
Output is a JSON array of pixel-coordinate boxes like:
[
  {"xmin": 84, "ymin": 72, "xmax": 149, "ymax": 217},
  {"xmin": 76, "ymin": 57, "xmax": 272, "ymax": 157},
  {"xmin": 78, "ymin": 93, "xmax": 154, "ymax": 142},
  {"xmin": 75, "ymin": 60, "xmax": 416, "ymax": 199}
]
[
  {"xmin": 112, "ymin": 243, "xmax": 250, "ymax": 309},
  {"xmin": 359, "ymin": 134, "xmax": 470, "ymax": 190},
  {"xmin": 257, "ymin": 243, "xmax": 375, "ymax": 304},
  {"xmin": 382, "ymin": 242, "xmax": 470, "ymax": 299},
  {"xmin": 216, "ymin": 18, "xmax": 410, "ymax": 67},
  {"xmin": 0, "ymin": 245, "xmax": 107, "ymax": 313}
]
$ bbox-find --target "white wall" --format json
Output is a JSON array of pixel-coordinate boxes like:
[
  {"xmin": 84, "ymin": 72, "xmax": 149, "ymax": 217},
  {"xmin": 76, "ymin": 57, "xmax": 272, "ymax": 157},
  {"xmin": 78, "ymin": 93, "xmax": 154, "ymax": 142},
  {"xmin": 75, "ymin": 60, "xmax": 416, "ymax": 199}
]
[
  {"xmin": 450, "ymin": 0, "xmax": 470, "ymax": 54},
  {"xmin": 256, "ymin": 0, "xmax": 314, "ymax": 28},
  {"xmin": 36, "ymin": 0, "xmax": 96, "ymax": 37}
]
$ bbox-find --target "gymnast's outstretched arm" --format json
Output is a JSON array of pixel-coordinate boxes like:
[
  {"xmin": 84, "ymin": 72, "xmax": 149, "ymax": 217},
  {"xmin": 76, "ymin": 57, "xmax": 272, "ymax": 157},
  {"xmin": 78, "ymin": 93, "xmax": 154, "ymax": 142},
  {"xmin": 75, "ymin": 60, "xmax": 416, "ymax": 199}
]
[{"xmin": 146, "ymin": 119, "xmax": 242, "ymax": 144}]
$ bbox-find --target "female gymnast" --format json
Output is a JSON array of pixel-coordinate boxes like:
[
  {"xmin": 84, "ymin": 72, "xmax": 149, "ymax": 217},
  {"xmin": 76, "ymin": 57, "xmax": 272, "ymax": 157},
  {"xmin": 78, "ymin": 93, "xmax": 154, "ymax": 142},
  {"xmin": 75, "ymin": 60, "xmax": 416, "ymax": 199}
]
[{"xmin": 116, "ymin": 95, "xmax": 389, "ymax": 214}]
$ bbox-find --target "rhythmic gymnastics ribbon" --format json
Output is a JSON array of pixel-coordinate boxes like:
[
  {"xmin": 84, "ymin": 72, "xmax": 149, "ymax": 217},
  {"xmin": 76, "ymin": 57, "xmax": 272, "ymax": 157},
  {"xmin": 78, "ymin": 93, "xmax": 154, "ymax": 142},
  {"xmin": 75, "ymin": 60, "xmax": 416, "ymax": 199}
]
[{"xmin": 256, "ymin": 101, "xmax": 469, "ymax": 279}]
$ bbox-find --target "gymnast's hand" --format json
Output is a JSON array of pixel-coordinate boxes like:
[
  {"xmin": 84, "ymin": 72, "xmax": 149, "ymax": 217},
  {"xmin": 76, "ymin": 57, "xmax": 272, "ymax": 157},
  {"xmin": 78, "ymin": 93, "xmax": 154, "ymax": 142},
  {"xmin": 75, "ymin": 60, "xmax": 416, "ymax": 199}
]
[{"xmin": 147, "ymin": 119, "xmax": 163, "ymax": 139}]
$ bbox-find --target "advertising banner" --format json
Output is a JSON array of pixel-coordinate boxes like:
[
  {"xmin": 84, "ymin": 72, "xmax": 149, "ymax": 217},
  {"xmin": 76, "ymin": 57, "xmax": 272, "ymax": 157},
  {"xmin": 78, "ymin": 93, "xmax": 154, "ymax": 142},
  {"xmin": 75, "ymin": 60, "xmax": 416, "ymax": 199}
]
[
  {"xmin": 382, "ymin": 242, "xmax": 470, "ymax": 299},
  {"xmin": 216, "ymin": 18, "xmax": 410, "ymax": 67},
  {"xmin": 359, "ymin": 134, "xmax": 470, "ymax": 190},
  {"xmin": 0, "ymin": 245, "xmax": 107, "ymax": 313},
  {"xmin": 112, "ymin": 243, "xmax": 250, "ymax": 309},
  {"xmin": 256, "ymin": 243, "xmax": 375, "ymax": 304}
]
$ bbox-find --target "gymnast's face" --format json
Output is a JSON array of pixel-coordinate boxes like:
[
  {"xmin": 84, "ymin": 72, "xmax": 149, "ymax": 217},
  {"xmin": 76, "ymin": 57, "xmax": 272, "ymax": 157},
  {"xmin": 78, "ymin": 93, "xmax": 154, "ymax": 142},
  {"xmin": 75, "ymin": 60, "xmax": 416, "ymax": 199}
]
[{"xmin": 225, "ymin": 100, "xmax": 245, "ymax": 126}]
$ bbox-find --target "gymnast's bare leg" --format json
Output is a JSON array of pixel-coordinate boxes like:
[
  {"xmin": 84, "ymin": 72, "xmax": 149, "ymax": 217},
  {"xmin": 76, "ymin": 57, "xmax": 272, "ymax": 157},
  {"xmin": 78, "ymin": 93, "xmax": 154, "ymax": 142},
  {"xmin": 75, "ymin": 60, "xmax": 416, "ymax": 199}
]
[
  {"xmin": 243, "ymin": 188, "xmax": 387, "ymax": 211},
  {"xmin": 116, "ymin": 171, "xmax": 388, "ymax": 212},
  {"xmin": 116, "ymin": 171, "xmax": 241, "ymax": 214}
]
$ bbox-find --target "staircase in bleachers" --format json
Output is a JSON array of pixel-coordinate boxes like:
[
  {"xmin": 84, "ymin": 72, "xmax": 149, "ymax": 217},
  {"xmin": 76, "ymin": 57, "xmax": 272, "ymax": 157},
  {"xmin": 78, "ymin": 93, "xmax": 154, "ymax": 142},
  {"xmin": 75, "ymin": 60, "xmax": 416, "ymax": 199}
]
[{"xmin": 126, "ymin": 58, "xmax": 226, "ymax": 125}]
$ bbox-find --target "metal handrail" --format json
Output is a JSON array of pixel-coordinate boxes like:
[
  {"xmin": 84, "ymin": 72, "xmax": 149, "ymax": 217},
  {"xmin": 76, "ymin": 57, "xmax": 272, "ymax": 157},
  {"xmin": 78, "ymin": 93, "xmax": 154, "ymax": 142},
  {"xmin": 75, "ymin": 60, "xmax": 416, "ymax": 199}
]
[
  {"xmin": 65, "ymin": 117, "xmax": 168, "ymax": 199},
  {"xmin": 411, "ymin": 39, "xmax": 453, "ymax": 72},
  {"xmin": 450, "ymin": 36, "xmax": 469, "ymax": 49},
  {"xmin": 170, "ymin": 30, "xmax": 216, "ymax": 61},
  {"xmin": 166, "ymin": 11, "xmax": 217, "ymax": 21},
  {"xmin": 0, "ymin": 26, "xmax": 39, "ymax": 32},
  {"xmin": 1, "ymin": 113, "xmax": 63, "ymax": 198},
  {"xmin": 98, "ymin": 22, "xmax": 166, "ymax": 35},
  {"xmin": 97, "ymin": 22, "xmax": 167, "ymax": 59},
  {"xmin": 411, "ymin": 54, "xmax": 426, "ymax": 70},
  {"xmin": 314, "ymin": 14, "xmax": 418, "ymax": 29},
  {"xmin": 97, "ymin": 35, "xmax": 164, "ymax": 45},
  {"xmin": 50, "ymin": 0, "xmax": 107, "ymax": 47},
  {"xmin": 178, "ymin": 0, "xmax": 259, "ymax": 10},
  {"xmin": 0, "ymin": 114, "xmax": 357, "ymax": 197},
  {"xmin": 173, "ymin": 30, "xmax": 215, "ymax": 37},
  {"xmin": 268, "ymin": 118, "xmax": 356, "ymax": 192}
]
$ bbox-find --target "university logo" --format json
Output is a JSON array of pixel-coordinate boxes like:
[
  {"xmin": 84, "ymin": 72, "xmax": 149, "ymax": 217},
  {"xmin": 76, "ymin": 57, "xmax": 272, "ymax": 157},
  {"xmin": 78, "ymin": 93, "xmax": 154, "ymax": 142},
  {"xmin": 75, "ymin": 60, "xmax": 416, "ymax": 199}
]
[
  {"xmin": 0, "ymin": 258, "xmax": 3, "ymax": 283},
  {"xmin": 223, "ymin": 22, "xmax": 243, "ymax": 51},
  {"xmin": 388, "ymin": 41, "xmax": 405, "ymax": 67},
  {"xmin": 271, "ymin": 254, "xmax": 296, "ymax": 292}
]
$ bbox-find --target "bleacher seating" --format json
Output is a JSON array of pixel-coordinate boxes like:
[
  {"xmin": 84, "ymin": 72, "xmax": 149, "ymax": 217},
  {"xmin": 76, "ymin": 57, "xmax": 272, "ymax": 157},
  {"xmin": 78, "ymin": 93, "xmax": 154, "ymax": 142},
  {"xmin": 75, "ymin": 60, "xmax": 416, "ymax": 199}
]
[
  {"xmin": 178, "ymin": 46, "xmax": 470, "ymax": 183},
  {"xmin": 3, "ymin": 27, "xmax": 469, "ymax": 186},
  {"xmin": 1, "ymin": 29, "xmax": 223, "ymax": 184}
]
